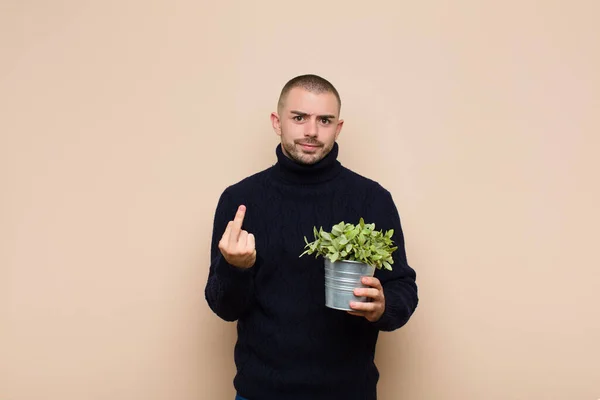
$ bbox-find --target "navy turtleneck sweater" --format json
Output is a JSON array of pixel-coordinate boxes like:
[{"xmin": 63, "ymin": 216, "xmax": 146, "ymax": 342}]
[{"xmin": 205, "ymin": 143, "xmax": 418, "ymax": 400}]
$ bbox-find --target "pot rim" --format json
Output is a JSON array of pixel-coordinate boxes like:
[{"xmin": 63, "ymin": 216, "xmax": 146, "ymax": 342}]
[{"xmin": 324, "ymin": 258, "xmax": 370, "ymax": 265}]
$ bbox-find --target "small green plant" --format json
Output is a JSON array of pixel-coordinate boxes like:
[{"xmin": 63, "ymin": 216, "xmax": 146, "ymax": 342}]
[{"xmin": 300, "ymin": 218, "xmax": 397, "ymax": 271}]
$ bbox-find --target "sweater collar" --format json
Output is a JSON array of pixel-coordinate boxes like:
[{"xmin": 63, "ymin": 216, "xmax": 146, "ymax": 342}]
[{"xmin": 272, "ymin": 142, "xmax": 342, "ymax": 185}]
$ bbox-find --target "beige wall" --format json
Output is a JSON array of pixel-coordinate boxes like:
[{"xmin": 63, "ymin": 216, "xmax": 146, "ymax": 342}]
[{"xmin": 1, "ymin": 1, "xmax": 599, "ymax": 399}]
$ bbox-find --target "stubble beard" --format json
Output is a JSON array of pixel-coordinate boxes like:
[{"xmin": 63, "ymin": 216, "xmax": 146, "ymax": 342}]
[{"xmin": 282, "ymin": 139, "xmax": 333, "ymax": 165}]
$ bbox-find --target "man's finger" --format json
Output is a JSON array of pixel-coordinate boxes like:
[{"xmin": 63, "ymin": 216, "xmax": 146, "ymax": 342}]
[
  {"xmin": 362, "ymin": 276, "xmax": 383, "ymax": 290},
  {"xmin": 234, "ymin": 205, "xmax": 247, "ymax": 225},
  {"xmin": 354, "ymin": 288, "xmax": 380, "ymax": 299},
  {"xmin": 221, "ymin": 221, "xmax": 233, "ymax": 241},
  {"xmin": 238, "ymin": 230, "xmax": 249, "ymax": 249},
  {"xmin": 349, "ymin": 301, "xmax": 377, "ymax": 312},
  {"xmin": 247, "ymin": 233, "xmax": 256, "ymax": 250},
  {"xmin": 229, "ymin": 205, "xmax": 246, "ymax": 244}
]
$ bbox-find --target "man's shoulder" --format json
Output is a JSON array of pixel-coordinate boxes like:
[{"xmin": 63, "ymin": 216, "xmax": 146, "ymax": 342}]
[
  {"xmin": 220, "ymin": 166, "xmax": 273, "ymax": 197},
  {"xmin": 340, "ymin": 165, "xmax": 391, "ymax": 195}
]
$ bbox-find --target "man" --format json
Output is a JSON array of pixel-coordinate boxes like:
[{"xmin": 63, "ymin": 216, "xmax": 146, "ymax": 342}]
[{"xmin": 205, "ymin": 74, "xmax": 418, "ymax": 400}]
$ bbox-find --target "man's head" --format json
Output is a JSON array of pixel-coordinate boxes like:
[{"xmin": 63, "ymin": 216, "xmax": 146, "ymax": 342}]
[{"xmin": 271, "ymin": 74, "xmax": 344, "ymax": 165}]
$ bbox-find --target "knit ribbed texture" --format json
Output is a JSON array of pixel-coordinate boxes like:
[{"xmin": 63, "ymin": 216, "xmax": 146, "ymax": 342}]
[{"xmin": 205, "ymin": 143, "xmax": 418, "ymax": 400}]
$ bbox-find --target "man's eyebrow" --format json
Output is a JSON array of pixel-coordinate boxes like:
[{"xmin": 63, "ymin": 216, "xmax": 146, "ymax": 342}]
[
  {"xmin": 290, "ymin": 110, "xmax": 336, "ymax": 119},
  {"xmin": 290, "ymin": 110, "xmax": 308, "ymax": 116}
]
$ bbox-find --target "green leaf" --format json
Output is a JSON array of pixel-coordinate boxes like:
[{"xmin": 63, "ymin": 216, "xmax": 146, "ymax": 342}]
[
  {"xmin": 345, "ymin": 229, "xmax": 359, "ymax": 241},
  {"xmin": 331, "ymin": 224, "xmax": 343, "ymax": 236},
  {"xmin": 300, "ymin": 219, "xmax": 397, "ymax": 271},
  {"xmin": 358, "ymin": 234, "xmax": 365, "ymax": 245}
]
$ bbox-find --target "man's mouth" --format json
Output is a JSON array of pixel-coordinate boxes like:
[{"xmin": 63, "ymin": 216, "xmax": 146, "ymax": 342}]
[
  {"xmin": 297, "ymin": 142, "xmax": 321, "ymax": 148},
  {"xmin": 298, "ymin": 143, "xmax": 321, "ymax": 151}
]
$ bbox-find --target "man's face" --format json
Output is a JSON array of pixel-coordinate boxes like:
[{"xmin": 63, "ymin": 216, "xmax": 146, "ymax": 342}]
[{"xmin": 271, "ymin": 87, "xmax": 344, "ymax": 165}]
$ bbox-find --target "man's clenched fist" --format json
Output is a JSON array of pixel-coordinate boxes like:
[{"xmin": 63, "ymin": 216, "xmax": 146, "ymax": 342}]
[{"xmin": 218, "ymin": 205, "xmax": 256, "ymax": 269}]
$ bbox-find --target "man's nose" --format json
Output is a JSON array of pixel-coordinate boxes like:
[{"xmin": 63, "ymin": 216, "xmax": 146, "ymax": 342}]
[{"xmin": 304, "ymin": 118, "xmax": 318, "ymax": 137}]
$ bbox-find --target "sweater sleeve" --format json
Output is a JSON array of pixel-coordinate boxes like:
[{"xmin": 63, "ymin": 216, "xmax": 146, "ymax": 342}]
[
  {"xmin": 204, "ymin": 189, "xmax": 256, "ymax": 322},
  {"xmin": 367, "ymin": 187, "xmax": 419, "ymax": 332}
]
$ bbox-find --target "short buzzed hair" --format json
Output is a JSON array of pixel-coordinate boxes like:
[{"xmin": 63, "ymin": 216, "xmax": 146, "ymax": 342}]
[{"xmin": 277, "ymin": 74, "xmax": 341, "ymax": 114}]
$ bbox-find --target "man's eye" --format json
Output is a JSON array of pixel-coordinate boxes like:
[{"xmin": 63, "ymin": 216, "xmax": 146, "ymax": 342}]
[
  {"xmin": 321, "ymin": 118, "xmax": 331, "ymax": 124},
  {"xmin": 294, "ymin": 116, "xmax": 304, "ymax": 122}
]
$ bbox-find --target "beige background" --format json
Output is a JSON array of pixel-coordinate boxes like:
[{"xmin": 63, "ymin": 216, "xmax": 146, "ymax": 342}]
[{"xmin": 1, "ymin": 1, "xmax": 599, "ymax": 399}]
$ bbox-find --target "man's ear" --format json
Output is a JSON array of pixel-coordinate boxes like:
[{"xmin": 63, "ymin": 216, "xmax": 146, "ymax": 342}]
[
  {"xmin": 335, "ymin": 119, "xmax": 344, "ymax": 140},
  {"xmin": 271, "ymin": 112, "xmax": 282, "ymax": 137}
]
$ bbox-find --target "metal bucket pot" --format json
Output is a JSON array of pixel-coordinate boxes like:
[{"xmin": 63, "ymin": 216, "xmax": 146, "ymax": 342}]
[{"xmin": 324, "ymin": 259, "xmax": 375, "ymax": 311}]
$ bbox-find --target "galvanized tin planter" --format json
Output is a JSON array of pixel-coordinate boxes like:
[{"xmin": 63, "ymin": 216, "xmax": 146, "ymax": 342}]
[{"xmin": 324, "ymin": 258, "xmax": 375, "ymax": 311}]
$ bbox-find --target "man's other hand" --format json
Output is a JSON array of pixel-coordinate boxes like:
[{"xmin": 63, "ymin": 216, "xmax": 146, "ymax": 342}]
[
  {"xmin": 347, "ymin": 277, "xmax": 385, "ymax": 322},
  {"xmin": 218, "ymin": 205, "xmax": 256, "ymax": 269}
]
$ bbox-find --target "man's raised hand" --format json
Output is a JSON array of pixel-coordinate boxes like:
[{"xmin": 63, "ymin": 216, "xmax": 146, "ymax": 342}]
[{"xmin": 218, "ymin": 205, "xmax": 256, "ymax": 269}]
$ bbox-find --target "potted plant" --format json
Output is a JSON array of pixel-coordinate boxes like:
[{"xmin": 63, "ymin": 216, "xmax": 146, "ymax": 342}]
[{"xmin": 300, "ymin": 218, "xmax": 397, "ymax": 311}]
